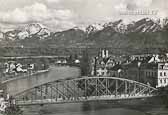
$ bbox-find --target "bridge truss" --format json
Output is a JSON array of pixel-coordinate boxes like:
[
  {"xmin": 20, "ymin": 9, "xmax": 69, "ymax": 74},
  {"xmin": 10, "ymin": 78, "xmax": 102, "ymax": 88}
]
[{"xmin": 14, "ymin": 77, "xmax": 158, "ymax": 105}]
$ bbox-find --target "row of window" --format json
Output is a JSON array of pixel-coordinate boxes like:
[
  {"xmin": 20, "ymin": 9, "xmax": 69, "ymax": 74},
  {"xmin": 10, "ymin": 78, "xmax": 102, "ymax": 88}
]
[
  {"xmin": 159, "ymin": 78, "xmax": 168, "ymax": 84},
  {"xmin": 160, "ymin": 72, "xmax": 167, "ymax": 77},
  {"xmin": 145, "ymin": 71, "xmax": 157, "ymax": 77}
]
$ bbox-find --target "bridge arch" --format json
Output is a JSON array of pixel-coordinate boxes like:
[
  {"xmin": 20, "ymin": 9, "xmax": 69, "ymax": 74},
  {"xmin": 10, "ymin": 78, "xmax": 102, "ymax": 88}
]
[{"xmin": 15, "ymin": 76, "xmax": 158, "ymax": 106}]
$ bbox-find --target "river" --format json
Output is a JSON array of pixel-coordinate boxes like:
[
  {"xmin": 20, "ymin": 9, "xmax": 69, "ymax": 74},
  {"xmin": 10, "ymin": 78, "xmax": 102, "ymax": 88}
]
[{"xmin": 21, "ymin": 100, "xmax": 168, "ymax": 115}]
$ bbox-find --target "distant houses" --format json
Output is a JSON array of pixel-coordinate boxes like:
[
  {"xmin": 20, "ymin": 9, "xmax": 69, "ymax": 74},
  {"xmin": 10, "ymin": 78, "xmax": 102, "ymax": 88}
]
[{"xmin": 90, "ymin": 49, "xmax": 168, "ymax": 88}]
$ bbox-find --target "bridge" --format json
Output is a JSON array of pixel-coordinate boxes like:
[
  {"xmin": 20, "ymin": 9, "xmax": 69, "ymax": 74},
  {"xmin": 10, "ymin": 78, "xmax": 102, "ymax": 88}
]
[{"xmin": 13, "ymin": 76, "xmax": 158, "ymax": 106}]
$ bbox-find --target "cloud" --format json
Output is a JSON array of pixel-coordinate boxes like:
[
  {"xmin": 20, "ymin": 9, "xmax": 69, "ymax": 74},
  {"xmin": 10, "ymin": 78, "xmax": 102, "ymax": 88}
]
[
  {"xmin": 0, "ymin": 2, "xmax": 75, "ymax": 30},
  {"xmin": 115, "ymin": 0, "xmax": 153, "ymax": 11},
  {"xmin": 0, "ymin": 0, "xmax": 167, "ymax": 31},
  {"xmin": 0, "ymin": 2, "xmax": 74, "ymax": 23},
  {"xmin": 136, "ymin": 0, "xmax": 153, "ymax": 7},
  {"xmin": 46, "ymin": 0, "xmax": 60, "ymax": 3},
  {"xmin": 115, "ymin": 3, "xmax": 127, "ymax": 11}
]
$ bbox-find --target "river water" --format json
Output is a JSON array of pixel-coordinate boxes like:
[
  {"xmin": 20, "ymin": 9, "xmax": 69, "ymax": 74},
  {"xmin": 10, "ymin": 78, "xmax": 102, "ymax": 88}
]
[{"xmin": 21, "ymin": 101, "xmax": 168, "ymax": 115}]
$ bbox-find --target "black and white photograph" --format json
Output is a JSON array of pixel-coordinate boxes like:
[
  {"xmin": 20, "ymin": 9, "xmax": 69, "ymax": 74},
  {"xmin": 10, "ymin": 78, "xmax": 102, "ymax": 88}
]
[{"xmin": 0, "ymin": 0, "xmax": 168, "ymax": 115}]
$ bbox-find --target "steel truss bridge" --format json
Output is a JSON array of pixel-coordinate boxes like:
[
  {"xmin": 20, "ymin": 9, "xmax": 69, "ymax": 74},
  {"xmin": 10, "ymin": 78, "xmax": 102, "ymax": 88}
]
[{"xmin": 15, "ymin": 76, "xmax": 158, "ymax": 106}]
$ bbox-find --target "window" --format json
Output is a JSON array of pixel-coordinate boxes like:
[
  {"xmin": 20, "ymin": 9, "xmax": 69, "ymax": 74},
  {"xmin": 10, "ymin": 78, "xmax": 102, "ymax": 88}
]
[
  {"xmin": 164, "ymin": 72, "xmax": 166, "ymax": 76},
  {"xmin": 145, "ymin": 72, "xmax": 147, "ymax": 77},
  {"xmin": 160, "ymin": 79, "xmax": 162, "ymax": 84},
  {"xmin": 102, "ymin": 72, "xmax": 104, "ymax": 75},
  {"xmin": 160, "ymin": 72, "xmax": 162, "ymax": 76},
  {"xmin": 164, "ymin": 79, "xmax": 166, "ymax": 84}
]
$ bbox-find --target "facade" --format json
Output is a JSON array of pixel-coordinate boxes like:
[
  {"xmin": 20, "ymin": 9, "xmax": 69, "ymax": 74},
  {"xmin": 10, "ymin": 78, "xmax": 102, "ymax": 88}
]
[
  {"xmin": 157, "ymin": 63, "xmax": 168, "ymax": 87},
  {"xmin": 91, "ymin": 49, "xmax": 109, "ymax": 76},
  {"xmin": 96, "ymin": 68, "xmax": 108, "ymax": 76},
  {"xmin": 142, "ymin": 62, "xmax": 168, "ymax": 88},
  {"xmin": 124, "ymin": 62, "xmax": 168, "ymax": 88},
  {"xmin": 141, "ymin": 63, "xmax": 158, "ymax": 87},
  {"xmin": 91, "ymin": 49, "xmax": 168, "ymax": 88},
  {"xmin": 107, "ymin": 64, "xmax": 123, "ymax": 77}
]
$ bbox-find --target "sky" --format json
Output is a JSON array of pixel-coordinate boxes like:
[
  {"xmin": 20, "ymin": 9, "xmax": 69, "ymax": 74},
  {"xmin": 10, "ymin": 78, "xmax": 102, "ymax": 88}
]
[{"xmin": 0, "ymin": 0, "xmax": 168, "ymax": 31}]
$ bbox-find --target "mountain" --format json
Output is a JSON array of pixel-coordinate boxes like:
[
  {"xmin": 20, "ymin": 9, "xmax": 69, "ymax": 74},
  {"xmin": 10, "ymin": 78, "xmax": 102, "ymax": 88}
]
[
  {"xmin": 86, "ymin": 18, "xmax": 162, "ymax": 34},
  {"xmin": 0, "ymin": 23, "xmax": 50, "ymax": 41},
  {"xmin": 0, "ymin": 18, "xmax": 168, "ymax": 51},
  {"xmin": 127, "ymin": 18, "xmax": 162, "ymax": 33},
  {"xmin": 85, "ymin": 23, "xmax": 104, "ymax": 34},
  {"xmin": 103, "ymin": 19, "xmax": 128, "ymax": 33},
  {"xmin": 85, "ymin": 18, "xmax": 168, "ymax": 49},
  {"xmin": 46, "ymin": 28, "xmax": 86, "ymax": 47}
]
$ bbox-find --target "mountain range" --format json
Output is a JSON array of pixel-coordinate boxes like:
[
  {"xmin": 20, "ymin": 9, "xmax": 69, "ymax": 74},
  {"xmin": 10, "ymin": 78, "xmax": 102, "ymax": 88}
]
[{"xmin": 1, "ymin": 18, "xmax": 168, "ymax": 50}]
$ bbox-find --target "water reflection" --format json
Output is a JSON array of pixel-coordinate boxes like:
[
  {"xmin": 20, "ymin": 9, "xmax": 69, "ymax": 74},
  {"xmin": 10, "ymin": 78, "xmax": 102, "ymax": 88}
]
[{"xmin": 22, "ymin": 101, "xmax": 160, "ymax": 115}]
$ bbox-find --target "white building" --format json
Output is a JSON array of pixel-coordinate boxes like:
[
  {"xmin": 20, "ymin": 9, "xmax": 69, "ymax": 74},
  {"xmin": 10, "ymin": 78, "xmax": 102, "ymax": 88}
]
[
  {"xmin": 157, "ymin": 63, "xmax": 168, "ymax": 87},
  {"xmin": 97, "ymin": 68, "xmax": 108, "ymax": 76}
]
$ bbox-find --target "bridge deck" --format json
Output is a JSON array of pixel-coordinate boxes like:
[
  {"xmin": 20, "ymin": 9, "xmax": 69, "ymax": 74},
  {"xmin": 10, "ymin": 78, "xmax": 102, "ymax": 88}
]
[{"xmin": 17, "ymin": 94, "xmax": 156, "ymax": 106}]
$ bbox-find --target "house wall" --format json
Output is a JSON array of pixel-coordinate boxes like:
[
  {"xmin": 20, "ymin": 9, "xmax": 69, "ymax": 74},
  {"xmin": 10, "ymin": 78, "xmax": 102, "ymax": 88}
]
[{"xmin": 157, "ymin": 63, "xmax": 168, "ymax": 87}]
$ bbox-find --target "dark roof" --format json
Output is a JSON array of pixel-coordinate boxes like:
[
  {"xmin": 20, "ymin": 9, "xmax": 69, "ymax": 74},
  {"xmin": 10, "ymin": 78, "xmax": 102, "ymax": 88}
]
[{"xmin": 141, "ymin": 63, "xmax": 158, "ymax": 69}]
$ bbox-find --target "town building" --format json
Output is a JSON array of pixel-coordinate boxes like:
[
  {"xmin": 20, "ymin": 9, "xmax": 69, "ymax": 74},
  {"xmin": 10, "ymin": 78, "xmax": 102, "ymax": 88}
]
[
  {"xmin": 157, "ymin": 62, "xmax": 168, "ymax": 87},
  {"xmin": 90, "ymin": 49, "xmax": 168, "ymax": 88},
  {"xmin": 107, "ymin": 64, "xmax": 123, "ymax": 77},
  {"xmin": 124, "ymin": 61, "xmax": 168, "ymax": 88},
  {"xmin": 91, "ymin": 49, "xmax": 126, "ymax": 77},
  {"xmin": 91, "ymin": 49, "xmax": 110, "ymax": 76},
  {"xmin": 130, "ymin": 54, "xmax": 152, "ymax": 61}
]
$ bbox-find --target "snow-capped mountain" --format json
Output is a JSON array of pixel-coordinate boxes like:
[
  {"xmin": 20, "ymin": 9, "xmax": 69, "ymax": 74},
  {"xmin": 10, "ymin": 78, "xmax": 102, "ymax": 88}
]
[
  {"xmin": 85, "ymin": 23, "xmax": 104, "ymax": 34},
  {"xmin": 1, "ymin": 23, "xmax": 51, "ymax": 40},
  {"xmin": 79, "ymin": 18, "xmax": 164, "ymax": 35},
  {"xmin": 103, "ymin": 19, "xmax": 128, "ymax": 33},
  {"xmin": 0, "ymin": 17, "xmax": 168, "ymax": 54},
  {"xmin": 21, "ymin": 23, "xmax": 50, "ymax": 39},
  {"xmin": 0, "ymin": 18, "xmax": 168, "ymax": 42},
  {"xmin": 127, "ymin": 18, "xmax": 162, "ymax": 33}
]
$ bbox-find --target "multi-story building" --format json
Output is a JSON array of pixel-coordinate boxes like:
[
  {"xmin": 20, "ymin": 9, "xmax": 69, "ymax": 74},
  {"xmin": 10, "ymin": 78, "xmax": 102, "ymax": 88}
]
[
  {"xmin": 157, "ymin": 63, "xmax": 168, "ymax": 87},
  {"xmin": 124, "ymin": 61, "xmax": 168, "ymax": 88},
  {"xmin": 91, "ymin": 49, "xmax": 168, "ymax": 88},
  {"xmin": 91, "ymin": 49, "xmax": 109, "ymax": 76},
  {"xmin": 107, "ymin": 64, "xmax": 123, "ymax": 77},
  {"xmin": 91, "ymin": 49, "xmax": 125, "ymax": 77},
  {"xmin": 140, "ymin": 63, "xmax": 158, "ymax": 87}
]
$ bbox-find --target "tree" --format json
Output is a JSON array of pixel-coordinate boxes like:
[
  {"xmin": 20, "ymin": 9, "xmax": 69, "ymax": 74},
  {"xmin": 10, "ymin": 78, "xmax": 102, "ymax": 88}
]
[{"xmin": 80, "ymin": 48, "xmax": 90, "ymax": 76}]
